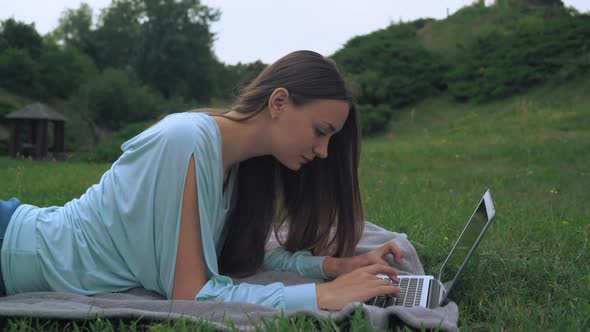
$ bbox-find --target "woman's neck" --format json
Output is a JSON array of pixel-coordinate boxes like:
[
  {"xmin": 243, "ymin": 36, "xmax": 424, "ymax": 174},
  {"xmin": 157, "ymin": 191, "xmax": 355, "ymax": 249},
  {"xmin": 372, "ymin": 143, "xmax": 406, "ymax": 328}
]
[{"xmin": 213, "ymin": 111, "xmax": 272, "ymax": 177}]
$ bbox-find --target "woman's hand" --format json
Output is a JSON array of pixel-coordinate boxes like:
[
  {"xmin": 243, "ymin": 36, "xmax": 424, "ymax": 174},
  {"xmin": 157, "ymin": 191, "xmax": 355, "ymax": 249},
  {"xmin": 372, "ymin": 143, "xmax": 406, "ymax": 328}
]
[
  {"xmin": 323, "ymin": 241, "xmax": 404, "ymax": 278},
  {"xmin": 315, "ymin": 264, "xmax": 400, "ymax": 311}
]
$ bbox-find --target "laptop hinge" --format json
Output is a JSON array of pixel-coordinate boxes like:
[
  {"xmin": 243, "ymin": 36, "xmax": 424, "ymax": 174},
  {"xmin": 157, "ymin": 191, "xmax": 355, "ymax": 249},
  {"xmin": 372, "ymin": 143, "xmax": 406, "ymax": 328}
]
[{"xmin": 428, "ymin": 280, "xmax": 440, "ymax": 309}]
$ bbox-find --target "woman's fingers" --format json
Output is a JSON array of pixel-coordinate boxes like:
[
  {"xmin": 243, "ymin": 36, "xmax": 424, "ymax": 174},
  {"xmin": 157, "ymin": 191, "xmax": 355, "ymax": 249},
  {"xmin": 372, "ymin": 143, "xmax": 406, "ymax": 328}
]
[
  {"xmin": 317, "ymin": 264, "xmax": 405, "ymax": 310},
  {"xmin": 376, "ymin": 257, "xmax": 391, "ymax": 268},
  {"xmin": 388, "ymin": 241, "xmax": 404, "ymax": 264},
  {"xmin": 374, "ymin": 241, "xmax": 404, "ymax": 265},
  {"xmin": 376, "ymin": 284, "xmax": 401, "ymax": 296},
  {"xmin": 362, "ymin": 263, "xmax": 400, "ymax": 281},
  {"xmin": 368, "ymin": 277, "xmax": 402, "ymax": 299}
]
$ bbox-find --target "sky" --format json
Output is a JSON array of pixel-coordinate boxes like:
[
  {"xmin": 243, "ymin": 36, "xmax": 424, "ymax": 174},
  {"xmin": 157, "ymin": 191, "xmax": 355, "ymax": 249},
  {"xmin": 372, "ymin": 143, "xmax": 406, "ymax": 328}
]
[{"xmin": 1, "ymin": 0, "xmax": 589, "ymax": 65}]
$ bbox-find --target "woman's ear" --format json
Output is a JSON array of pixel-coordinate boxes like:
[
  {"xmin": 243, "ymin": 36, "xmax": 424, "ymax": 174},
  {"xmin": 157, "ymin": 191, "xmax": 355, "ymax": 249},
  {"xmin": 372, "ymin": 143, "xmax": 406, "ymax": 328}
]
[{"xmin": 268, "ymin": 87, "xmax": 290, "ymax": 119}]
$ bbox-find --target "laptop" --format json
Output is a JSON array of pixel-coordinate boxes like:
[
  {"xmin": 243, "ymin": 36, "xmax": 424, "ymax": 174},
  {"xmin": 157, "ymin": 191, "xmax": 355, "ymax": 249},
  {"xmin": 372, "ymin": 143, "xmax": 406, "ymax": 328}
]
[{"xmin": 365, "ymin": 189, "xmax": 496, "ymax": 308}]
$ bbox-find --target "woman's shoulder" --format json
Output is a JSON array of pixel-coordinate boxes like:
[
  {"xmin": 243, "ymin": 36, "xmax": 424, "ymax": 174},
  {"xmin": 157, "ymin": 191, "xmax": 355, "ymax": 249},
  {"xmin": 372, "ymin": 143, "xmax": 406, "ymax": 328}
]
[
  {"xmin": 160, "ymin": 111, "xmax": 211, "ymax": 127},
  {"xmin": 121, "ymin": 111, "xmax": 219, "ymax": 153}
]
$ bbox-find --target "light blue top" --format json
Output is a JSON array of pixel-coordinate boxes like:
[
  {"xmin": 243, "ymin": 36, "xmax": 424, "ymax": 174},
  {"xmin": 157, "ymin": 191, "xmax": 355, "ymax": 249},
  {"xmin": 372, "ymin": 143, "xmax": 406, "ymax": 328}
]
[{"xmin": 1, "ymin": 112, "xmax": 328, "ymax": 310}]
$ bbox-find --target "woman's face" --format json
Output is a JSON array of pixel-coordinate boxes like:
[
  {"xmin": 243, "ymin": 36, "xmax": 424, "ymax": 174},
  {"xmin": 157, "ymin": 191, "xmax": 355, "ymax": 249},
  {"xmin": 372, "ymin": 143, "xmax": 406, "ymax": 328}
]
[{"xmin": 270, "ymin": 98, "xmax": 349, "ymax": 171}]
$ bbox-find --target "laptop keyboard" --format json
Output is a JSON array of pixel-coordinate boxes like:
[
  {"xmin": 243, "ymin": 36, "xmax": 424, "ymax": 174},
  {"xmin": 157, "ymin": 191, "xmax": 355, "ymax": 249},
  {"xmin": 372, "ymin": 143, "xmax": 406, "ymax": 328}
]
[{"xmin": 365, "ymin": 277, "xmax": 425, "ymax": 308}]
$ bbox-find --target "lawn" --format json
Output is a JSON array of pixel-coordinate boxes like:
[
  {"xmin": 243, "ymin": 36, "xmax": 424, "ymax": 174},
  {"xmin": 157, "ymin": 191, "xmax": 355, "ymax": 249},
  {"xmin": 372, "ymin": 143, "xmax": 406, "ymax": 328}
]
[{"xmin": 1, "ymin": 79, "xmax": 589, "ymax": 331}]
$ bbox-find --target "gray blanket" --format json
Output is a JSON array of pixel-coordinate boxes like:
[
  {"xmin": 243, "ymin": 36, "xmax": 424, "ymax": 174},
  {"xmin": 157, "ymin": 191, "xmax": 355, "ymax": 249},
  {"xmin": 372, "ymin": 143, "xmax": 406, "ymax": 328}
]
[{"xmin": 0, "ymin": 222, "xmax": 458, "ymax": 331}]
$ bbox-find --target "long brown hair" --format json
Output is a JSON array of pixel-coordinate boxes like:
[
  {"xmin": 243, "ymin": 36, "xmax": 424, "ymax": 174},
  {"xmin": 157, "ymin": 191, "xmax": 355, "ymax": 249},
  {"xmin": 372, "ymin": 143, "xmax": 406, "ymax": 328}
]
[{"xmin": 213, "ymin": 50, "xmax": 364, "ymax": 277}]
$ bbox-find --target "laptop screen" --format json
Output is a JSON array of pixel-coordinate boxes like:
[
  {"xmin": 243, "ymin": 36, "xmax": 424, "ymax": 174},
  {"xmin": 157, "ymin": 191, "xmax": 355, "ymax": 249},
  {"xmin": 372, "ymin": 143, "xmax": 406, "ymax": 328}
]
[{"xmin": 438, "ymin": 191, "xmax": 495, "ymax": 288}]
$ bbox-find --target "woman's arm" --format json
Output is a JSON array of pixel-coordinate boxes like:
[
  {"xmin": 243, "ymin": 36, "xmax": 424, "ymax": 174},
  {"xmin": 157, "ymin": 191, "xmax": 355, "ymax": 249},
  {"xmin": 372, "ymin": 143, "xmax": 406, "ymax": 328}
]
[
  {"xmin": 172, "ymin": 154, "xmax": 319, "ymax": 309},
  {"xmin": 171, "ymin": 154, "xmax": 400, "ymax": 310},
  {"xmin": 263, "ymin": 247, "xmax": 329, "ymax": 279},
  {"xmin": 172, "ymin": 154, "xmax": 208, "ymax": 300},
  {"xmin": 198, "ymin": 262, "xmax": 401, "ymax": 311},
  {"xmin": 323, "ymin": 242, "xmax": 405, "ymax": 278},
  {"xmin": 263, "ymin": 239, "xmax": 405, "ymax": 280}
]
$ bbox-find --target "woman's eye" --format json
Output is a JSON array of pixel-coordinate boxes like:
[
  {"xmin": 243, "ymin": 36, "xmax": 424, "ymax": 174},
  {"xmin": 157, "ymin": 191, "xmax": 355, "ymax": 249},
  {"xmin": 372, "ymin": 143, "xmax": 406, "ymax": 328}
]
[{"xmin": 315, "ymin": 129, "xmax": 326, "ymax": 137}]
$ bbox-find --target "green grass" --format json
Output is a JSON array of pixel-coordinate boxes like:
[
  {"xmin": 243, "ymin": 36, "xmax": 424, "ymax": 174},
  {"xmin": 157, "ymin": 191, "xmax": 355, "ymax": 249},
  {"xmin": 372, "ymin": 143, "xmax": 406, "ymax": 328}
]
[
  {"xmin": 1, "ymin": 78, "xmax": 589, "ymax": 330},
  {"xmin": 0, "ymin": 310, "xmax": 381, "ymax": 332},
  {"xmin": 360, "ymin": 78, "xmax": 590, "ymax": 330}
]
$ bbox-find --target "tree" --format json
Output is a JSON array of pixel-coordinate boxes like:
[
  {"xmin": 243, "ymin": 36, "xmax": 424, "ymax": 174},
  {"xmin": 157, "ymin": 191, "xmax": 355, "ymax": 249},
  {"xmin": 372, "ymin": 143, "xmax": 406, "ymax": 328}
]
[
  {"xmin": 93, "ymin": 0, "xmax": 143, "ymax": 70},
  {"xmin": 92, "ymin": 0, "xmax": 220, "ymax": 102},
  {"xmin": 0, "ymin": 19, "xmax": 43, "ymax": 59},
  {"xmin": 211, "ymin": 60, "xmax": 267, "ymax": 100},
  {"xmin": 0, "ymin": 48, "xmax": 41, "ymax": 97},
  {"xmin": 134, "ymin": 0, "xmax": 220, "ymax": 100},
  {"xmin": 39, "ymin": 42, "xmax": 98, "ymax": 98},
  {"xmin": 49, "ymin": 3, "xmax": 99, "ymax": 61}
]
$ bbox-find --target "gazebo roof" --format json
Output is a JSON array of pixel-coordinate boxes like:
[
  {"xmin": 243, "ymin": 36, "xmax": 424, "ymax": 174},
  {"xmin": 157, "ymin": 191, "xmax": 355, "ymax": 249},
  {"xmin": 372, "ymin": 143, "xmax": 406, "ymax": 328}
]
[{"xmin": 5, "ymin": 102, "xmax": 66, "ymax": 122}]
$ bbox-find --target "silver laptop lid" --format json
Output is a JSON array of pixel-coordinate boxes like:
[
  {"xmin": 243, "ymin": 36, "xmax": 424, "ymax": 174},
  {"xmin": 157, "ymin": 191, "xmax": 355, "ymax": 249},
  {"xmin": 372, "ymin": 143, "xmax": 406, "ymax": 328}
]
[{"xmin": 437, "ymin": 190, "xmax": 496, "ymax": 304}]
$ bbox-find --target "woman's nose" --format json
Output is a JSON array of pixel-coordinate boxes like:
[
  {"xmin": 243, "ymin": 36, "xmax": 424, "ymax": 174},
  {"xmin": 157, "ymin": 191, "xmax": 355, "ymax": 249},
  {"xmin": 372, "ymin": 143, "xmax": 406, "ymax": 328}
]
[{"xmin": 313, "ymin": 139, "xmax": 329, "ymax": 159}]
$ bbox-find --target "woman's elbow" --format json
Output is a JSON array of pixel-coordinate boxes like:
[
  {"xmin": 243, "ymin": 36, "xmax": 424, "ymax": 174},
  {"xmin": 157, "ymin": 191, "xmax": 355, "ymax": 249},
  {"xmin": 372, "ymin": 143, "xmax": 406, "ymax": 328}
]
[{"xmin": 171, "ymin": 277, "xmax": 207, "ymax": 301}]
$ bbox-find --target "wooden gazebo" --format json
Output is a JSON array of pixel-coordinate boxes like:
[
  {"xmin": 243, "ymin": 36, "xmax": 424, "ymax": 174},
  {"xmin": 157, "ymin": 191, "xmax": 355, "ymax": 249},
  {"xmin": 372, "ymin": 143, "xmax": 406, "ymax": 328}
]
[{"xmin": 5, "ymin": 103, "xmax": 67, "ymax": 160}]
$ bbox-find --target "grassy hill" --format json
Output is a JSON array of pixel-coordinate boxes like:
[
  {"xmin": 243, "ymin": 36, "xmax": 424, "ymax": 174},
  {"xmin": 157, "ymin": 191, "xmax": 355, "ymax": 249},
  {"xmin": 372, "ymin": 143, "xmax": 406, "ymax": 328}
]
[
  {"xmin": 333, "ymin": 2, "xmax": 589, "ymax": 128},
  {"xmin": 358, "ymin": 77, "xmax": 589, "ymax": 329},
  {"xmin": 1, "ymin": 77, "xmax": 588, "ymax": 330},
  {"xmin": 416, "ymin": 3, "xmax": 547, "ymax": 59}
]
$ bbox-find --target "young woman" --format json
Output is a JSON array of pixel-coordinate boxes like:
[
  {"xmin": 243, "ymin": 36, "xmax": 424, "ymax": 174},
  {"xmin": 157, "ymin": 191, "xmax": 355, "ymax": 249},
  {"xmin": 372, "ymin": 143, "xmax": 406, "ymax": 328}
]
[{"xmin": 0, "ymin": 50, "xmax": 404, "ymax": 311}]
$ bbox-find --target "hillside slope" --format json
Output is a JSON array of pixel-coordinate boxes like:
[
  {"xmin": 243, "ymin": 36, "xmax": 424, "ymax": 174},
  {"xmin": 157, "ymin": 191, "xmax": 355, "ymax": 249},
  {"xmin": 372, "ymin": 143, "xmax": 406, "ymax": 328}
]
[{"xmin": 359, "ymin": 78, "xmax": 589, "ymax": 329}]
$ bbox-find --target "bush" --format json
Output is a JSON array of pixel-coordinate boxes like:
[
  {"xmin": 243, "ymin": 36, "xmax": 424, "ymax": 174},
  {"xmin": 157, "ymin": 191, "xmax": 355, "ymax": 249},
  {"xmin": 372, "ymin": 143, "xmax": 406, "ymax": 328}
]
[
  {"xmin": 332, "ymin": 23, "xmax": 448, "ymax": 108},
  {"xmin": 0, "ymin": 48, "xmax": 41, "ymax": 97},
  {"xmin": 39, "ymin": 43, "xmax": 97, "ymax": 99},
  {"xmin": 447, "ymin": 15, "xmax": 590, "ymax": 102},
  {"xmin": 74, "ymin": 121, "xmax": 152, "ymax": 163},
  {"xmin": 0, "ymin": 138, "xmax": 7, "ymax": 155},
  {"xmin": 67, "ymin": 68, "xmax": 169, "ymax": 131},
  {"xmin": 63, "ymin": 114, "xmax": 97, "ymax": 152},
  {"xmin": 0, "ymin": 18, "xmax": 43, "ymax": 59},
  {"xmin": 357, "ymin": 104, "xmax": 393, "ymax": 136},
  {"xmin": 0, "ymin": 97, "xmax": 18, "ymax": 117}
]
